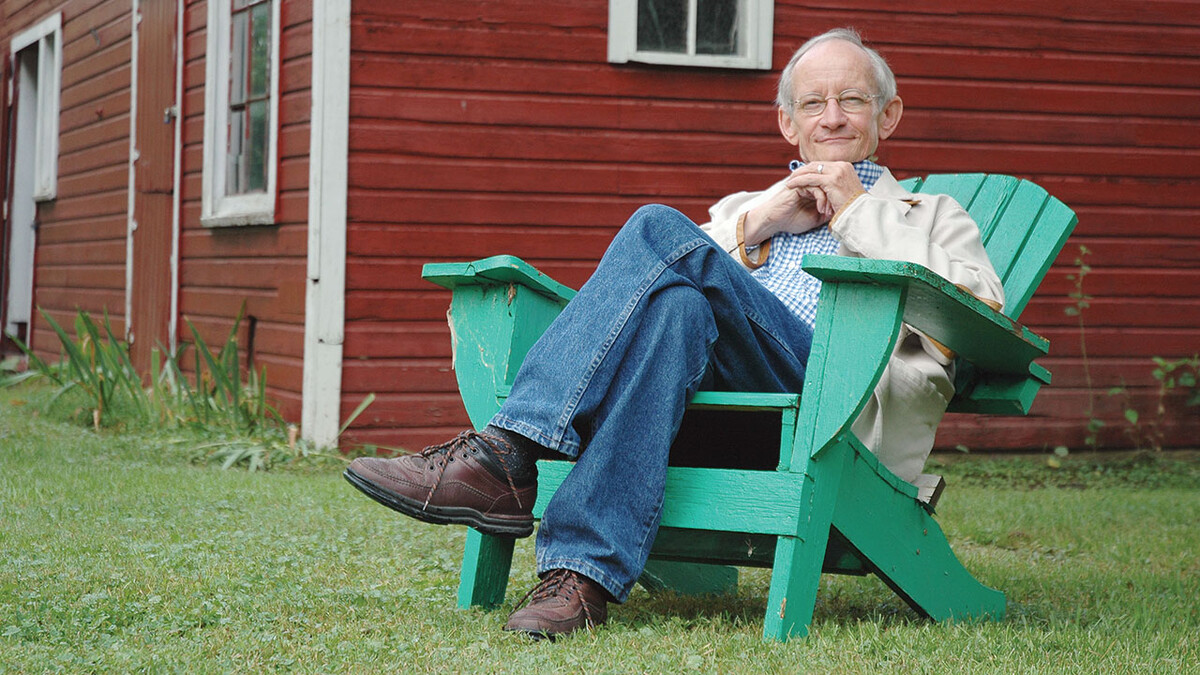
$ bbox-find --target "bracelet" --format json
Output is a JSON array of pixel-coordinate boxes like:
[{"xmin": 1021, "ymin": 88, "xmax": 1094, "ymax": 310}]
[{"xmin": 737, "ymin": 211, "xmax": 770, "ymax": 269}]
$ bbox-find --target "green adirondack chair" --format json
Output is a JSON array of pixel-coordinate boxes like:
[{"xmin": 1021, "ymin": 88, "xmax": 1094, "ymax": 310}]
[{"xmin": 420, "ymin": 173, "xmax": 1077, "ymax": 641}]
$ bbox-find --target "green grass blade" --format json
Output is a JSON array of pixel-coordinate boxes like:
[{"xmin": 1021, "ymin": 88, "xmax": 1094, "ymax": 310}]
[{"xmin": 338, "ymin": 393, "xmax": 376, "ymax": 439}]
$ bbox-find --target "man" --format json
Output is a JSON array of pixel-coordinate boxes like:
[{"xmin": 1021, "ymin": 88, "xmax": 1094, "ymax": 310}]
[{"xmin": 344, "ymin": 28, "xmax": 1003, "ymax": 639}]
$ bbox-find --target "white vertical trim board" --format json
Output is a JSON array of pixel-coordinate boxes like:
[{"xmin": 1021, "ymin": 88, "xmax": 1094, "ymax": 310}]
[
  {"xmin": 169, "ymin": 0, "xmax": 185, "ymax": 351},
  {"xmin": 125, "ymin": 1, "xmax": 141, "ymax": 342},
  {"xmin": 301, "ymin": 0, "xmax": 350, "ymax": 448}
]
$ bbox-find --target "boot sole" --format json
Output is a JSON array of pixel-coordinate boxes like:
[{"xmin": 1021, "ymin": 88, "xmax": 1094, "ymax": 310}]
[{"xmin": 343, "ymin": 467, "xmax": 534, "ymax": 538}]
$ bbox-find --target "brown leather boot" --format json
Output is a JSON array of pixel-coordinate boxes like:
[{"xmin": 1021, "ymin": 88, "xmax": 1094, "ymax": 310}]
[
  {"xmin": 504, "ymin": 569, "xmax": 609, "ymax": 639},
  {"xmin": 344, "ymin": 431, "xmax": 536, "ymax": 538}
]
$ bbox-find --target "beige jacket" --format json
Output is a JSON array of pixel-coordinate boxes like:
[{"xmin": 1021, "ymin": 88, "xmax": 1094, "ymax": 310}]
[{"xmin": 700, "ymin": 169, "xmax": 1004, "ymax": 482}]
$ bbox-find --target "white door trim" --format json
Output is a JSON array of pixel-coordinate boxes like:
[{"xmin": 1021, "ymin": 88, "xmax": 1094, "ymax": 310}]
[{"xmin": 301, "ymin": 0, "xmax": 350, "ymax": 448}]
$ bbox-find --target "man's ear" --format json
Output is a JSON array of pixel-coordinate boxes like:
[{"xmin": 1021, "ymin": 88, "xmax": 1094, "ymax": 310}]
[
  {"xmin": 877, "ymin": 96, "xmax": 903, "ymax": 141},
  {"xmin": 778, "ymin": 107, "xmax": 801, "ymax": 147}
]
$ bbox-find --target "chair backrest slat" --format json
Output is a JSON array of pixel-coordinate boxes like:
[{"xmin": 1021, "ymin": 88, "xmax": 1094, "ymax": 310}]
[
  {"xmin": 966, "ymin": 175, "xmax": 1022, "ymax": 244},
  {"xmin": 979, "ymin": 180, "xmax": 1051, "ymax": 294},
  {"xmin": 1001, "ymin": 196, "xmax": 1077, "ymax": 317}
]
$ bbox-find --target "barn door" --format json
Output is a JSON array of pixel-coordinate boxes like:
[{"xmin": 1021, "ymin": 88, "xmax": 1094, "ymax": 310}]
[
  {"xmin": 3, "ymin": 14, "xmax": 62, "ymax": 356},
  {"xmin": 128, "ymin": 0, "xmax": 179, "ymax": 371},
  {"xmin": 3, "ymin": 42, "xmax": 43, "ymax": 349}
]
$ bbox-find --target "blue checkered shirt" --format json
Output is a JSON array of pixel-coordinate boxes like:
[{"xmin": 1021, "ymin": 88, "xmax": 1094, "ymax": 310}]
[{"xmin": 750, "ymin": 160, "xmax": 884, "ymax": 329}]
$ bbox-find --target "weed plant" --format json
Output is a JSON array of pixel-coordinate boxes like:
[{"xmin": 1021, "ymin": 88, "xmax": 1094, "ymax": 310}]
[{"xmin": 2, "ymin": 308, "xmax": 371, "ymax": 471}]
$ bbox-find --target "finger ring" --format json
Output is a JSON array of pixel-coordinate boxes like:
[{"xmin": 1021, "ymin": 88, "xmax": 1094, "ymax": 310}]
[{"xmin": 817, "ymin": 164, "xmax": 824, "ymax": 174}]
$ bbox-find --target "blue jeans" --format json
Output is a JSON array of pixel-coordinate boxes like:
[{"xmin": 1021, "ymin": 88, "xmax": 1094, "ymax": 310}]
[{"xmin": 491, "ymin": 205, "xmax": 813, "ymax": 602}]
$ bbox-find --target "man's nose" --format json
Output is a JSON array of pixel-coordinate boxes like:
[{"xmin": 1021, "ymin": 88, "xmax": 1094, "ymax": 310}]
[{"xmin": 819, "ymin": 100, "xmax": 848, "ymax": 126}]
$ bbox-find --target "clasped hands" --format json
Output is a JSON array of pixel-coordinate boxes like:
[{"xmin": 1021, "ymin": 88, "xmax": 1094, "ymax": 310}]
[{"xmin": 740, "ymin": 161, "xmax": 866, "ymax": 248}]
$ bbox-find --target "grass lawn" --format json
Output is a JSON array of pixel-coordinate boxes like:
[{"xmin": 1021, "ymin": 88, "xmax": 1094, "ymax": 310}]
[{"xmin": 2, "ymin": 393, "xmax": 1198, "ymax": 673}]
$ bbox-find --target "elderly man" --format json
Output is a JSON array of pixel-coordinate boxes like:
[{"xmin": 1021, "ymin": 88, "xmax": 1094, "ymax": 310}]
[{"xmin": 345, "ymin": 28, "xmax": 1003, "ymax": 639}]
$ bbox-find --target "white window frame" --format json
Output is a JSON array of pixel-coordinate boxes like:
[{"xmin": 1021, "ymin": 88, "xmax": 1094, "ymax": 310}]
[
  {"xmin": 10, "ymin": 13, "xmax": 63, "ymax": 202},
  {"xmin": 201, "ymin": 0, "xmax": 281, "ymax": 227},
  {"xmin": 608, "ymin": 0, "xmax": 773, "ymax": 70}
]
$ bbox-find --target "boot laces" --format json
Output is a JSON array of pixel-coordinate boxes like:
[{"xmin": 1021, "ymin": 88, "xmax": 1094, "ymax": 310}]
[
  {"xmin": 416, "ymin": 431, "xmax": 525, "ymax": 510},
  {"xmin": 513, "ymin": 569, "xmax": 598, "ymax": 629}
]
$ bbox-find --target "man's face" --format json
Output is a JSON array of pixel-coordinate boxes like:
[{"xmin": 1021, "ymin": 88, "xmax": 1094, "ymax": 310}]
[{"xmin": 778, "ymin": 40, "xmax": 902, "ymax": 163}]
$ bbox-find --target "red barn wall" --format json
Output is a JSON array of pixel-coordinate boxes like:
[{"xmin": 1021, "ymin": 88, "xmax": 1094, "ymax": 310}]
[
  {"xmin": 340, "ymin": 0, "xmax": 1200, "ymax": 453},
  {"xmin": 2, "ymin": 0, "xmax": 313, "ymax": 423},
  {"xmin": 2, "ymin": 0, "xmax": 133, "ymax": 356}
]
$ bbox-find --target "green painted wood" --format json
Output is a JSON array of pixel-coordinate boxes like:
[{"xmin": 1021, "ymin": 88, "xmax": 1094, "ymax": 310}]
[
  {"xmin": 796, "ymin": 281, "xmax": 905, "ymax": 462},
  {"xmin": 897, "ymin": 176, "xmax": 924, "ymax": 192},
  {"xmin": 822, "ymin": 531, "xmax": 870, "ymax": 575},
  {"xmin": 977, "ymin": 180, "xmax": 1051, "ymax": 301},
  {"xmin": 688, "ymin": 391, "xmax": 800, "ymax": 409},
  {"xmin": 961, "ymin": 174, "xmax": 1021, "ymax": 243},
  {"xmin": 948, "ymin": 373, "xmax": 1046, "ymax": 414},
  {"xmin": 423, "ymin": 254, "xmax": 577, "ymax": 304},
  {"xmin": 438, "ymin": 282, "xmax": 567, "ymax": 429},
  {"xmin": 836, "ymin": 427, "xmax": 920, "ymax": 501},
  {"xmin": 535, "ymin": 460, "xmax": 806, "ymax": 536},
  {"xmin": 638, "ymin": 560, "xmax": 739, "ymax": 596},
  {"xmin": 457, "ymin": 529, "xmax": 516, "ymax": 609},
  {"xmin": 832, "ymin": 436, "xmax": 1006, "ymax": 622},
  {"xmin": 910, "ymin": 175, "xmax": 1076, "ymax": 321},
  {"xmin": 803, "ymin": 256, "xmax": 1048, "ymax": 375},
  {"xmin": 762, "ymin": 443, "xmax": 852, "ymax": 640},
  {"xmin": 1001, "ymin": 196, "xmax": 1078, "ymax": 317},
  {"xmin": 917, "ymin": 173, "xmax": 987, "ymax": 208}
]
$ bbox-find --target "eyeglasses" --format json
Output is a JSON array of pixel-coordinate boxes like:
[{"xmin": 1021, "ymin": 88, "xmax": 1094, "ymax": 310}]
[{"xmin": 793, "ymin": 89, "xmax": 880, "ymax": 116}]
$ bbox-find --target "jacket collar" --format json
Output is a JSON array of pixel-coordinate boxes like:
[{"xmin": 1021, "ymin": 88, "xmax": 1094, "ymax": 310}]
[{"xmin": 868, "ymin": 168, "xmax": 921, "ymax": 212}]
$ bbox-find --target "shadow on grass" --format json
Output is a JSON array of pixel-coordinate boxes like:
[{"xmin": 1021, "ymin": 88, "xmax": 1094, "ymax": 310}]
[{"xmin": 605, "ymin": 568, "xmax": 929, "ymax": 637}]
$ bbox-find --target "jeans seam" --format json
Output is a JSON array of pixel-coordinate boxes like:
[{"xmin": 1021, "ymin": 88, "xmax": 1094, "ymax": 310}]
[
  {"xmin": 743, "ymin": 304, "xmax": 806, "ymax": 365},
  {"xmin": 546, "ymin": 237, "xmax": 706, "ymax": 450}
]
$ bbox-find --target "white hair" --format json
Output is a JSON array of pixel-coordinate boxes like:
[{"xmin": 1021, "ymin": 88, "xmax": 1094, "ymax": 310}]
[{"xmin": 776, "ymin": 28, "xmax": 897, "ymax": 117}]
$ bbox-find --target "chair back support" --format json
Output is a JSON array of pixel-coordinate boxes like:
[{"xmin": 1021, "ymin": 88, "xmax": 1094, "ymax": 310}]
[{"xmin": 898, "ymin": 174, "xmax": 1078, "ymax": 318}]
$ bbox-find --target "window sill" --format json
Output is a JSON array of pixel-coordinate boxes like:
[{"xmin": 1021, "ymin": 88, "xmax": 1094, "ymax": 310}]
[
  {"xmin": 613, "ymin": 51, "xmax": 772, "ymax": 70},
  {"xmin": 201, "ymin": 209, "xmax": 277, "ymax": 228}
]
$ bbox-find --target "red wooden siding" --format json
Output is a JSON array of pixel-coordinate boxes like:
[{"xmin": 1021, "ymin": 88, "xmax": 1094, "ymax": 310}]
[
  {"xmin": 176, "ymin": 0, "xmax": 311, "ymax": 419},
  {"xmin": 1, "ymin": 0, "xmax": 313, "ymax": 424},
  {"xmin": 341, "ymin": 0, "xmax": 1200, "ymax": 452},
  {"xmin": 2, "ymin": 0, "xmax": 134, "ymax": 358}
]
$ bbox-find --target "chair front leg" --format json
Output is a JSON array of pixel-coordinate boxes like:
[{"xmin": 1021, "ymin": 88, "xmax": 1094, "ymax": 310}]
[{"xmin": 457, "ymin": 529, "xmax": 516, "ymax": 609}]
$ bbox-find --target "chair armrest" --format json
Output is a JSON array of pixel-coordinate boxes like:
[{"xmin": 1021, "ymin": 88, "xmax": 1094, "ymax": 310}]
[
  {"xmin": 421, "ymin": 256, "xmax": 575, "ymax": 428},
  {"xmin": 422, "ymin": 255, "xmax": 577, "ymax": 305},
  {"xmin": 802, "ymin": 255, "xmax": 1048, "ymax": 376}
]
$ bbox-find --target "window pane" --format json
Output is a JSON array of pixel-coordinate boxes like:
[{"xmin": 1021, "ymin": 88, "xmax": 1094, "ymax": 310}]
[
  {"xmin": 226, "ymin": 0, "xmax": 272, "ymax": 196},
  {"xmin": 230, "ymin": 10, "xmax": 248, "ymax": 106},
  {"xmin": 696, "ymin": 0, "xmax": 739, "ymax": 55},
  {"xmin": 246, "ymin": 100, "xmax": 269, "ymax": 192},
  {"xmin": 637, "ymin": 0, "xmax": 687, "ymax": 54},
  {"xmin": 249, "ymin": 2, "xmax": 271, "ymax": 98},
  {"xmin": 226, "ymin": 108, "xmax": 245, "ymax": 195}
]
